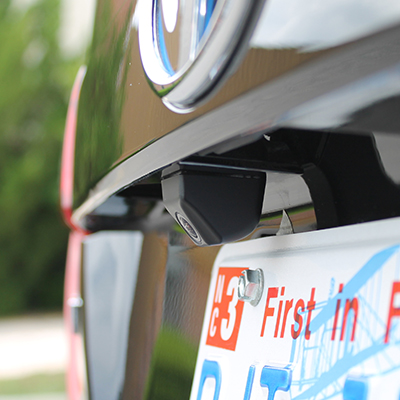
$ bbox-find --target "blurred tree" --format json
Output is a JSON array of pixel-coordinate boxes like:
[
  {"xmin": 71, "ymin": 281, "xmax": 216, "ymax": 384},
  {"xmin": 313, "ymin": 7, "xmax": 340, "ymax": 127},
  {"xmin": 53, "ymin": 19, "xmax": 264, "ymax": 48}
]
[{"xmin": 0, "ymin": 0, "xmax": 81, "ymax": 314}]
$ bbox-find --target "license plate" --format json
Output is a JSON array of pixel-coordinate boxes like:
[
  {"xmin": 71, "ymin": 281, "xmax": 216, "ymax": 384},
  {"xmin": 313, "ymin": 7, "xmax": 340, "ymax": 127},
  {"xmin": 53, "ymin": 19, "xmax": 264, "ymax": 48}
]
[{"xmin": 190, "ymin": 217, "xmax": 400, "ymax": 400}]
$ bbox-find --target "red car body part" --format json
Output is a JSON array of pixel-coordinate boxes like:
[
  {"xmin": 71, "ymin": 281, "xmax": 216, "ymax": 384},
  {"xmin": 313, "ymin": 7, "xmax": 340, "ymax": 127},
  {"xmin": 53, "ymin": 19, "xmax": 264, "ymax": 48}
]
[
  {"xmin": 64, "ymin": 230, "xmax": 86, "ymax": 400},
  {"xmin": 60, "ymin": 66, "xmax": 87, "ymax": 232}
]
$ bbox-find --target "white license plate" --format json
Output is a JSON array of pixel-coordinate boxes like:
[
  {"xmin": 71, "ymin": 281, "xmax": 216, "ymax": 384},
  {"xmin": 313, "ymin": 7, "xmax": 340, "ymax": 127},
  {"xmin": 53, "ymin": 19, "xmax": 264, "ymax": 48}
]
[{"xmin": 190, "ymin": 217, "xmax": 400, "ymax": 400}]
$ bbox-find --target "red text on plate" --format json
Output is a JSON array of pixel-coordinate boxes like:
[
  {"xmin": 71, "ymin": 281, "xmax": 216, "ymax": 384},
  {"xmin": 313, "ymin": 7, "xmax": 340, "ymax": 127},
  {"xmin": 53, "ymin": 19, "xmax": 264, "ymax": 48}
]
[{"xmin": 206, "ymin": 267, "xmax": 246, "ymax": 351}]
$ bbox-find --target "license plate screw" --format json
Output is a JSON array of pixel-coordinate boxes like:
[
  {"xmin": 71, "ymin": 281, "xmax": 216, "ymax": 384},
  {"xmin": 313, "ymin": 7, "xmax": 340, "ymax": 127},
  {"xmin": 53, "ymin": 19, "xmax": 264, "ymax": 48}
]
[{"xmin": 238, "ymin": 269, "xmax": 264, "ymax": 306}]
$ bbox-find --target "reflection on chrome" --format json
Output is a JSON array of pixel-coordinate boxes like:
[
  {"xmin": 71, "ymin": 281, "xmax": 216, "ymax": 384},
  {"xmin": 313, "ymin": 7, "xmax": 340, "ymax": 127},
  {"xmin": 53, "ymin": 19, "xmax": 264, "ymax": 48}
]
[
  {"xmin": 373, "ymin": 132, "xmax": 400, "ymax": 185},
  {"xmin": 251, "ymin": 0, "xmax": 400, "ymax": 50},
  {"xmin": 161, "ymin": 0, "xmax": 179, "ymax": 33},
  {"xmin": 139, "ymin": 0, "xmax": 220, "ymax": 86},
  {"xmin": 138, "ymin": 0, "xmax": 262, "ymax": 111}
]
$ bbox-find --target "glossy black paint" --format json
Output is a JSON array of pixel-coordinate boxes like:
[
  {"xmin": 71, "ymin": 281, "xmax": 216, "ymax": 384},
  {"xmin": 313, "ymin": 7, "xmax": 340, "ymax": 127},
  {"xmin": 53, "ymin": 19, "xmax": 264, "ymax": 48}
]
[
  {"xmin": 82, "ymin": 230, "xmax": 219, "ymax": 400},
  {"xmin": 83, "ymin": 232, "xmax": 143, "ymax": 400},
  {"xmin": 67, "ymin": 1, "xmax": 400, "ymax": 400},
  {"xmin": 73, "ymin": 0, "xmax": 400, "ymax": 218}
]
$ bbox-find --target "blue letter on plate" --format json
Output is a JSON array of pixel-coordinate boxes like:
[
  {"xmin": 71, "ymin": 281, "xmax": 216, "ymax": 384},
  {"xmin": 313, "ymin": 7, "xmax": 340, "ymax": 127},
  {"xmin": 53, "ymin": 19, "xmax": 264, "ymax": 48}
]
[
  {"xmin": 260, "ymin": 366, "xmax": 292, "ymax": 400},
  {"xmin": 343, "ymin": 377, "xmax": 368, "ymax": 400},
  {"xmin": 196, "ymin": 360, "xmax": 222, "ymax": 400},
  {"xmin": 243, "ymin": 365, "xmax": 256, "ymax": 400}
]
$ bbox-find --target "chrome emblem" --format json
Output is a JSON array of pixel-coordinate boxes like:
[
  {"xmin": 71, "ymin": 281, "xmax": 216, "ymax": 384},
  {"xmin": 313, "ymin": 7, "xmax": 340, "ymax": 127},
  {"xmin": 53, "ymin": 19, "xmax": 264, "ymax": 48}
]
[{"xmin": 139, "ymin": 0, "xmax": 262, "ymax": 113}]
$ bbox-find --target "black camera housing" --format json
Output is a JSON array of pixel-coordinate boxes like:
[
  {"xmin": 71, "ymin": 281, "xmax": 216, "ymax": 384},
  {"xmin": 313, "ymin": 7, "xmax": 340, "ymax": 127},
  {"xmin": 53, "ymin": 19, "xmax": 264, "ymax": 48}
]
[{"xmin": 161, "ymin": 163, "xmax": 266, "ymax": 246}]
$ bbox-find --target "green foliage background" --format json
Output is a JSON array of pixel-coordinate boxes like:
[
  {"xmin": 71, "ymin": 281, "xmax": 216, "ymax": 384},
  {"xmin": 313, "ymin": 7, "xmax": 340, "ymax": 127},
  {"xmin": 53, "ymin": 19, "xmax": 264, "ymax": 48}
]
[{"xmin": 0, "ymin": 0, "xmax": 81, "ymax": 315}]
